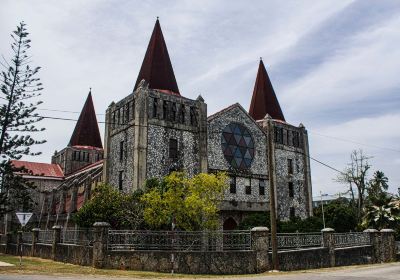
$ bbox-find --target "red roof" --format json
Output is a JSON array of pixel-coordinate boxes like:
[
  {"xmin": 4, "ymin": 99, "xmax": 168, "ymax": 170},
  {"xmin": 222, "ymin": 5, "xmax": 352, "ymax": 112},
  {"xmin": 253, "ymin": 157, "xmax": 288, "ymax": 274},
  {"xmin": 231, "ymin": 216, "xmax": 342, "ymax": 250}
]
[
  {"xmin": 249, "ymin": 60, "xmax": 285, "ymax": 121},
  {"xmin": 11, "ymin": 160, "xmax": 64, "ymax": 178},
  {"xmin": 133, "ymin": 19, "xmax": 180, "ymax": 95},
  {"xmin": 69, "ymin": 91, "xmax": 103, "ymax": 149}
]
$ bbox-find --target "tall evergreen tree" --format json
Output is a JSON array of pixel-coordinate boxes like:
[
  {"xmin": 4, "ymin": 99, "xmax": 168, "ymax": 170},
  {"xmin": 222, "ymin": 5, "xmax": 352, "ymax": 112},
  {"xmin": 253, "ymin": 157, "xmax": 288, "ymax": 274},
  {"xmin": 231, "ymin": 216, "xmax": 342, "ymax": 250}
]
[{"xmin": 0, "ymin": 22, "xmax": 45, "ymax": 216}]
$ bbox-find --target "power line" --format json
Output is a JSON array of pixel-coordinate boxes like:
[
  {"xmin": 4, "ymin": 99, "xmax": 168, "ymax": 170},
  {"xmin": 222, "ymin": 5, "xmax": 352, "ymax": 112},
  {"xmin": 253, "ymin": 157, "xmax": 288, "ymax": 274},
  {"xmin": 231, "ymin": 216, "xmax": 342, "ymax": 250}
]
[
  {"xmin": 40, "ymin": 114, "xmax": 346, "ymax": 175},
  {"xmin": 37, "ymin": 108, "xmax": 105, "ymax": 115},
  {"xmin": 309, "ymin": 130, "xmax": 400, "ymax": 153}
]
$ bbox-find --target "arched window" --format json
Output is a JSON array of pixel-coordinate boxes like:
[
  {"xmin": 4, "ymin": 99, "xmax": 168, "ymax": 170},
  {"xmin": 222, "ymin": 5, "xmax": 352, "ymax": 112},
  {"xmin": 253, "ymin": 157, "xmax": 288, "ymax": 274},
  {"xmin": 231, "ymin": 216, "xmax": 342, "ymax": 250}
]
[{"xmin": 223, "ymin": 217, "xmax": 238, "ymax": 231}]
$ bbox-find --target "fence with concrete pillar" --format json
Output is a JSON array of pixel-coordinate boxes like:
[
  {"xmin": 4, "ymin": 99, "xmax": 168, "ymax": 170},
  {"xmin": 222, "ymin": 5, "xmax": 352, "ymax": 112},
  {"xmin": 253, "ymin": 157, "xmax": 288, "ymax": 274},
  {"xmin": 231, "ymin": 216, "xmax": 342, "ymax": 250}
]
[{"xmin": 0, "ymin": 225, "xmax": 397, "ymax": 274}]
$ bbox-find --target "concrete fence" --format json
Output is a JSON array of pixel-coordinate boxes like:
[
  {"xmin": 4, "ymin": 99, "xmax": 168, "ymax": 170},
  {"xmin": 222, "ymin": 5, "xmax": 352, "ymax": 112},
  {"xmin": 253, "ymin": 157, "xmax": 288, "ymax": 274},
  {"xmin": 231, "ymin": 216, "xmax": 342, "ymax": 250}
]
[{"xmin": 0, "ymin": 224, "xmax": 397, "ymax": 274}]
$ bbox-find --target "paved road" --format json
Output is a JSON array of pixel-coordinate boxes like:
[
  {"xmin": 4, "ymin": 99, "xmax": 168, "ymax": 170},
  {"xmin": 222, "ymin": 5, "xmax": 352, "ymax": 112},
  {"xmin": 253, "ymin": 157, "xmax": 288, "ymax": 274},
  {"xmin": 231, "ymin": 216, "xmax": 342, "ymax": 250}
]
[{"xmin": 0, "ymin": 262, "xmax": 399, "ymax": 279}]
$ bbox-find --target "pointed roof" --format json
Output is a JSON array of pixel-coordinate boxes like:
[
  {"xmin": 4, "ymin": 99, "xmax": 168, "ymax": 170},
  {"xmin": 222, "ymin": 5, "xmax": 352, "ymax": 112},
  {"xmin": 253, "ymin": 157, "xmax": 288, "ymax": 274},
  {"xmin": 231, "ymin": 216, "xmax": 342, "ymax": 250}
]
[
  {"xmin": 249, "ymin": 59, "xmax": 285, "ymax": 121},
  {"xmin": 68, "ymin": 90, "xmax": 103, "ymax": 149},
  {"xmin": 133, "ymin": 19, "xmax": 180, "ymax": 95}
]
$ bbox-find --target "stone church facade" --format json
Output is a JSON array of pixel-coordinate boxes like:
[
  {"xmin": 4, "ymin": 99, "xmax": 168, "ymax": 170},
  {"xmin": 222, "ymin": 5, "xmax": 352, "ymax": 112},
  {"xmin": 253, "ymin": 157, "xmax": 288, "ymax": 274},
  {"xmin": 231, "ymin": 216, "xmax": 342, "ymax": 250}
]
[
  {"xmin": 4, "ymin": 19, "xmax": 312, "ymax": 232},
  {"xmin": 103, "ymin": 19, "xmax": 313, "ymax": 228}
]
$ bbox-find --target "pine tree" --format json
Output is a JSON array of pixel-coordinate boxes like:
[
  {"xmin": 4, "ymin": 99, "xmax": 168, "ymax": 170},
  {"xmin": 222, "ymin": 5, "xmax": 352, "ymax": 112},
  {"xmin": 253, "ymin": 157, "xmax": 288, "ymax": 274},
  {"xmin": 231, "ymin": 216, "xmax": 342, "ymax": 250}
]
[{"xmin": 0, "ymin": 22, "xmax": 45, "ymax": 216}]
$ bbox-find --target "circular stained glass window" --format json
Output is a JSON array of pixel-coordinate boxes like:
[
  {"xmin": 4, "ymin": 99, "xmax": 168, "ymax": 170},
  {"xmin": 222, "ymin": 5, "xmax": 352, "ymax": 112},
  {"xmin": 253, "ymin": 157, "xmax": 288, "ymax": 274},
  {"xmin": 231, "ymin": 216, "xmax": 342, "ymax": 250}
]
[{"xmin": 221, "ymin": 123, "xmax": 254, "ymax": 169}]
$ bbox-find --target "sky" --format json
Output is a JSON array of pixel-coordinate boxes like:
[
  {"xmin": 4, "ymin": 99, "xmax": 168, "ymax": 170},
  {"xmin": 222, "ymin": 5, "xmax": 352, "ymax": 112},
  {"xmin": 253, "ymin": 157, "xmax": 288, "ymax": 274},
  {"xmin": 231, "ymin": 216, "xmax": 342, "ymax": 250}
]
[{"xmin": 1, "ymin": 0, "xmax": 399, "ymax": 197}]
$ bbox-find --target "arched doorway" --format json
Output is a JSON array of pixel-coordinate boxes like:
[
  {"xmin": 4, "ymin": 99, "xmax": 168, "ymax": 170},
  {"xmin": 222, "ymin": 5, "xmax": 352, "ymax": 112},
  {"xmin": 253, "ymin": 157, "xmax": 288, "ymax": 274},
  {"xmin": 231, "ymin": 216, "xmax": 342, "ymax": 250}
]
[{"xmin": 223, "ymin": 217, "xmax": 238, "ymax": 230}]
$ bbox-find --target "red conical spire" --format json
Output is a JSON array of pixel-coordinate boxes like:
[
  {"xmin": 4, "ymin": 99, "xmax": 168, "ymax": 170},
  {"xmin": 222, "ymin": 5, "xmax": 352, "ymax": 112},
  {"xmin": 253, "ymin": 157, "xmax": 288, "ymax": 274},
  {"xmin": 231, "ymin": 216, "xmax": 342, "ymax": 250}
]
[
  {"xmin": 68, "ymin": 90, "xmax": 103, "ymax": 148},
  {"xmin": 134, "ymin": 18, "xmax": 180, "ymax": 95},
  {"xmin": 249, "ymin": 59, "xmax": 285, "ymax": 121}
]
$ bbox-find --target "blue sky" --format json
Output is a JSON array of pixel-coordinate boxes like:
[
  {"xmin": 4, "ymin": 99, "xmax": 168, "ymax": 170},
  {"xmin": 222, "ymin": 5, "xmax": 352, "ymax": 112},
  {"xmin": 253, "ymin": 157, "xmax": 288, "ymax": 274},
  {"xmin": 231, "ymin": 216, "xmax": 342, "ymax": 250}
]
[{"xmin": 1, "ymin": 0, "xmax": 399, "ymax": 196}]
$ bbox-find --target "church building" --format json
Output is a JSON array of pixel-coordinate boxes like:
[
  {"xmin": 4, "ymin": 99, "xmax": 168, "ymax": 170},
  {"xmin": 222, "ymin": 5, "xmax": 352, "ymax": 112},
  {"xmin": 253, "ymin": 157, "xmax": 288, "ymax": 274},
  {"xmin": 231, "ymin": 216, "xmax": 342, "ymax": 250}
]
[{"xmin": 5, "ymin": 19, "xmax": 313, "ymax": 231}]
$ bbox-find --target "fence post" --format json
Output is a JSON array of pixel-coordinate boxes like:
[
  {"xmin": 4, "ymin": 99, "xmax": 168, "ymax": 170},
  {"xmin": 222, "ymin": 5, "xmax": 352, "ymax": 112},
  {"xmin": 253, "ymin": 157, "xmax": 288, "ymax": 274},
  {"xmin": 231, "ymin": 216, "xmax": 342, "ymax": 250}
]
[
  {"xmin": 380, "ymin": 229, "xmax": 396, "ymax": 262},
  {"xmin": 92, "ymin": 222, "xmax": 110, "ymax": 268},
  {"xmin": 51, "ymin": 225, "xmax": 62, "ymax": 261},
  {"xmin": 5, "ymin": 233, "xmax": 12, "ymax": 254},
  {"xmin": 321, "ymin": 228, "xmax": 335, "ymax": 267},
  {"xmin": 31, "ymin": 228, "xmax": 40, "ymax": 257},
  {"xmin": 251, "ymin": 227, "xmax": 269, "ymax": 272},
  {"xmin": 363, "ymin": 229, "xmax": 380, "ymax": 263}
]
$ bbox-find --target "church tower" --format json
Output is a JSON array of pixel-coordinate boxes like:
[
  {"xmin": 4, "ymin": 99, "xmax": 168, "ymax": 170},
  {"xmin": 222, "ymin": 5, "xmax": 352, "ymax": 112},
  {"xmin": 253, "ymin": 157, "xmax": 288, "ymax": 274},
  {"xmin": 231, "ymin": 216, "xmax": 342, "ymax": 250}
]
[
  {"xmin": 249, "ymin": 60, "xmax": 313, "ymax": 219},
  {"xmin": 103, "ymin": 19, "xmax": 207, "ymax": 192},
  {"xmin": 52, "ymin": 90, "xmax": 104, "ymax": 175}
]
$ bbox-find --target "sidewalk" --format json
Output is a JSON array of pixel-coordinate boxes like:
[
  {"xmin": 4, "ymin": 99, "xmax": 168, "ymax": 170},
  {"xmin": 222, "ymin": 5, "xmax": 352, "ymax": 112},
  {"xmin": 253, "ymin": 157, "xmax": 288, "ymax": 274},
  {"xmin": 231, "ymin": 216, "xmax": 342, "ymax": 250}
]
[{"xmin": 0, "ymin": 261, "xmax": 14, "ymax": 267}]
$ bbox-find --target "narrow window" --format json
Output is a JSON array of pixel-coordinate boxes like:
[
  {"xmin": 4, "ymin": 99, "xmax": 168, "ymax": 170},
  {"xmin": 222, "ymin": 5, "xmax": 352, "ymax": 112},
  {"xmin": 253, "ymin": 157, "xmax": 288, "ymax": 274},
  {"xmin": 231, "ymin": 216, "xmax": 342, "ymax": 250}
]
[
  {"xmin": 77, "ymin": 151, "xmax": 81, "ymax": 161},
  {"xmin": 85, "ymin": 152, "xmax": 90, "ymax": 162},
  {"xmin": 169, "ymin": 139, "xmax": 178, "ymax": 159},
  {"xmin": 171, "ymin": 102, "xmax": 177, "ymax": 121},
  {"xmin": 190, "ymin": 107, "xmax": 197, "ymax": 126},
  {"xmin": 287, "ymin": 159, "xmax": 293, "ymax": 174},
  {"xmin": 230, "ymin": 177, "xmax": 236, "ymax": 194},
  {"xmin": 288, "ymin": 182, "xmax": 294, "ymax": 198},
  {"xmin": 119, "ymin": 141, "xmax": 124, "ymax": 161},
  {"xmin": 180, "ymin": 104, "xmax": 185, "ymax": 124},
  {"xmin": 125, "ymin": 103, "xmax": 130, "ymax": 123},
  {"xmin": 259, "ymin": 179, "xmax": 265, "ymax": 195},
  {"xmin": 245, "ymin": 178, "xmax": 251, "ymax": 195},
  {"xmin": 274, "ymin": 127, "xmax": 283, "ymax": 144},
  {"xmin": 112, "ymin": 111, "xmax": 116, "ymax": 129},
  {"xmin": 292, "ymin": 131, "xmax": 300, "ymax": 147},
  {"xmin": 286, "ymin": 130, "xmax": 291, "ymax": 146},
  {"xmin": 163, "ymin": 100, "xmax": 168, "ymax": 120},
  {"xmin": 290, "ymin": 207, "xmax": 295, "ymax": 219},
  {"xmin": 118, "ymin": 171, "xmax": 124, "ymax": 191},
  {"xmin": 153, "ymin": 98, "xmax": 158, "ymax": 118},
  {"xmin": 117, "ymin": 108, "xmax": 121, "ymax": 125},
  {"xmin": 96, "ymin": 153, "xmax": 100, "ymax": 162}
]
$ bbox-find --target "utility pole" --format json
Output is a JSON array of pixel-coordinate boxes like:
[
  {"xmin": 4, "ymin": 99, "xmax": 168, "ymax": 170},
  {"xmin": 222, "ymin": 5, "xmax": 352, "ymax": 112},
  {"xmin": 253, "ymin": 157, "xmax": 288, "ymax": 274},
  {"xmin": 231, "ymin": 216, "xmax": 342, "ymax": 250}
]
[{"xmin": 267, "ymin": 117, "xmax": 279, "ymax": 271}]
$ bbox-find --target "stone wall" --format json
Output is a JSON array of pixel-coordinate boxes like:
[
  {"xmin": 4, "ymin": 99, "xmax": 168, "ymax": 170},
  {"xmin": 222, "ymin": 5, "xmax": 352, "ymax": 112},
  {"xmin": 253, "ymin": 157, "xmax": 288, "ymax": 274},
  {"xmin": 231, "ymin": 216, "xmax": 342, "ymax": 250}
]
[
  {"xmin": 275, "ymin": 247, "xmax": 330, "ymax": 271},
  {"xmin": 106, "ymin": 250, "xmax": 257, "ymax": 274},
  {"xmin": 334, "ymin": 245, "xmax": 374, "ymax": 267},
  {"xmin": 1, "ymin": 227, "xmax": 397, "ymax": 275}
]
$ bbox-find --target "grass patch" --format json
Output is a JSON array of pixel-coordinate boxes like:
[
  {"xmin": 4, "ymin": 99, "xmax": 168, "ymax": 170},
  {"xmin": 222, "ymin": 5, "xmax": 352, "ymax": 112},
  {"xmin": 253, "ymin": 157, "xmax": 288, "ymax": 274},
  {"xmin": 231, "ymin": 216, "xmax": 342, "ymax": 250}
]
[{"xmin": 0, "ymin": 254, "xmax": 190, "ymax": 278}]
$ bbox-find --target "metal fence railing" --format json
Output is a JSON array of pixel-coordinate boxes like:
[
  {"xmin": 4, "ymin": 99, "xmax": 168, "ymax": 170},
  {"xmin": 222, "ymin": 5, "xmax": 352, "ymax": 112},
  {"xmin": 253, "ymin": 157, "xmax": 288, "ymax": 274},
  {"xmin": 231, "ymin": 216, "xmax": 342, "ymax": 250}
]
[
  {"xmin": 273, "ymin": 232, "xmax": 323, "ymax": 250},
  {"xmin": 333, "ymin": 232, "xmax": 371, "ymax": 248},
  {"xmin": 0, "ymin": 234, "xmax": 7, "ymax": 244},
  {"xmin": 108, "ymin": 230, "xmax": 252, "ymax": 252},
  {"xmin": 61, "ymin": 229, "xmax": 94, "ymax": 246},
  {"xmin": 37, "ymin": 230, "xmax": 53, "ymax": 244},
  {"xmin": 22, "ymin": 232, "xmax": 32, "ymax": 244}
]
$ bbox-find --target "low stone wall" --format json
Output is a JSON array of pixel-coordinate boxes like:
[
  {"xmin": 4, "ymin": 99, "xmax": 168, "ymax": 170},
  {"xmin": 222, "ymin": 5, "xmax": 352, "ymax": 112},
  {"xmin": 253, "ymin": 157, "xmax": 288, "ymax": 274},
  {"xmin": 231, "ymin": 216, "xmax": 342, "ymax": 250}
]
[
  {"xmin": 54, "ymin": 244, "xmax": 92, "ymax": 266},
  {"xmin": 107, "ymin": 250, "xmax": 257, "ymax": 274},
  {"xmin": 335, "ymin": 245, "xmax": 373, "ymax": 267},
  {"xmin": 274, "ymin": 247, "xmax": 330, "ymax": 271},
  {"xmin": 1, "ymin": 226, "xmax": 397, "ymax": 275},
  {"xmin": 34, "ymin": 243, "xmax": 52, "ymax": 259}
]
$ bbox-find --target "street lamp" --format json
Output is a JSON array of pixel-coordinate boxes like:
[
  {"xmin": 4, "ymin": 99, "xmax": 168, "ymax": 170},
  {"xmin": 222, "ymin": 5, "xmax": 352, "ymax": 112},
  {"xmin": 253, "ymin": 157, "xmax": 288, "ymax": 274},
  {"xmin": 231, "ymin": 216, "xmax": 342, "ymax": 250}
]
[{"xmin": 320, "ymin": 191, "xmax": 328, "ymax": 228}]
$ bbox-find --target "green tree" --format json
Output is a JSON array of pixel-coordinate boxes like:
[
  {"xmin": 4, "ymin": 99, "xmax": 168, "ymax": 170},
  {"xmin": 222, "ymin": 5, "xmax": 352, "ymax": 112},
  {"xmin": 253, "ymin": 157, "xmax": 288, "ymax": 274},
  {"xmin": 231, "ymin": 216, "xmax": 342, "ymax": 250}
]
[
  {"xmin": 362, "ymin": 192, "xmax": 400, "ymax": 230},
  {"xmin": 73, "ymin": 184, "xmax": 144, "ymax": 229},
  {"xmin": 141, "ymin": 172, "xmax": 228, "ymax": 231},
  {"xmin": 0, "ymin": 22, "xmax": 45, "ymax": 215},
  {"xmin": 314, "ymin": 199, "xmax": 358, "ymax": 232}
]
